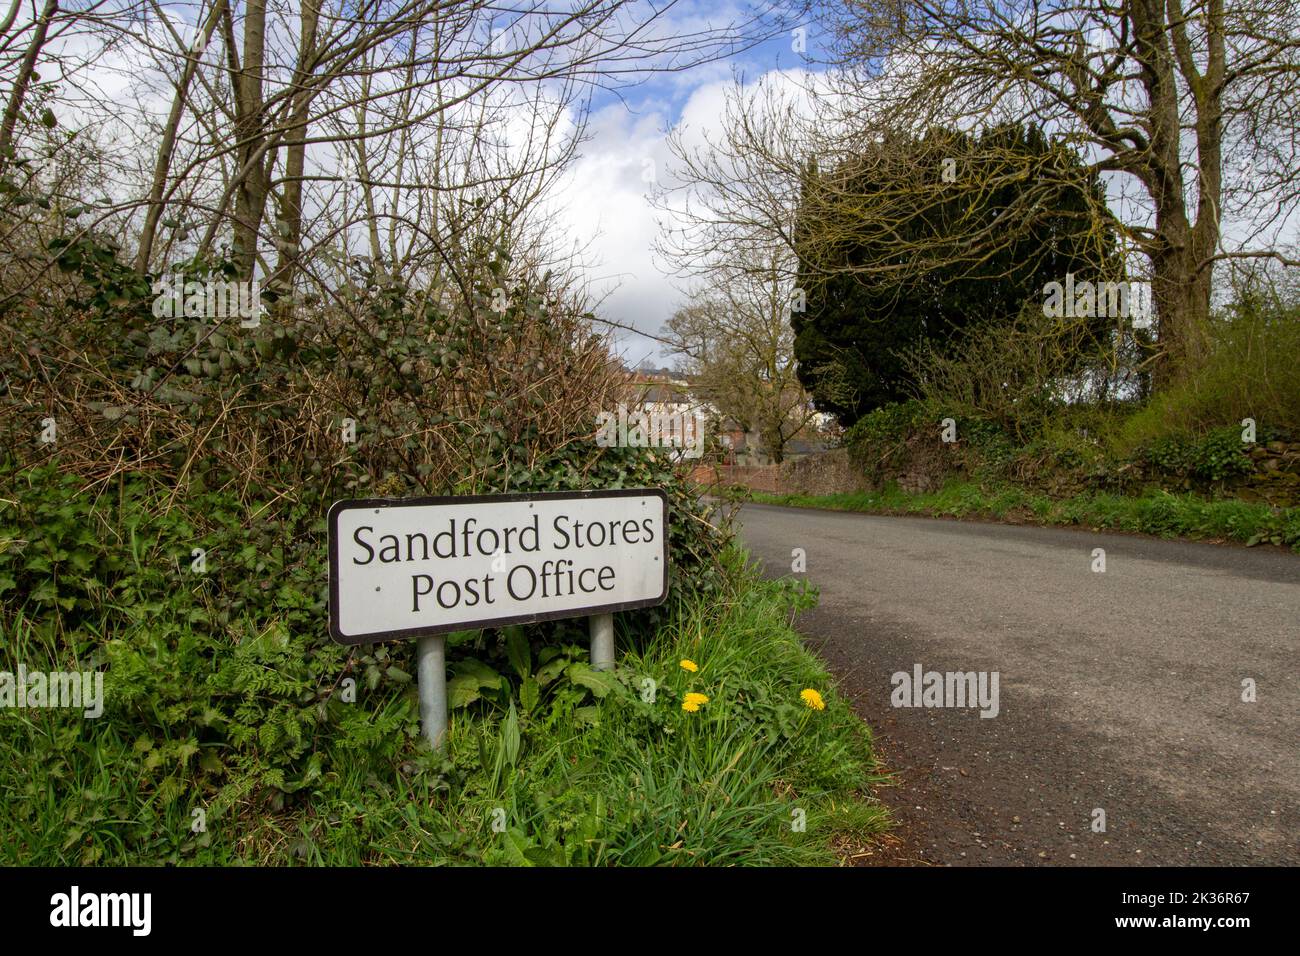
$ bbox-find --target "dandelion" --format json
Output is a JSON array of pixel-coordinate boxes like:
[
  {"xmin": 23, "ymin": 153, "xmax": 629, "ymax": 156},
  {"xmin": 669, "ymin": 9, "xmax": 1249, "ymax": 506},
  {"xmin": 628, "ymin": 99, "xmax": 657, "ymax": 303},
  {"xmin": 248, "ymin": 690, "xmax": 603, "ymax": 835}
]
[
  {"xmin": 682, "ymin": 692, "xmax": 709, "ymax": 713},
  {"xmin": 679, "ymin": 659, "xmax": 698, "ymax": 672},
  {"xmin": 800, "ymin": 688, "xmax": 825, "ymax": 711}
]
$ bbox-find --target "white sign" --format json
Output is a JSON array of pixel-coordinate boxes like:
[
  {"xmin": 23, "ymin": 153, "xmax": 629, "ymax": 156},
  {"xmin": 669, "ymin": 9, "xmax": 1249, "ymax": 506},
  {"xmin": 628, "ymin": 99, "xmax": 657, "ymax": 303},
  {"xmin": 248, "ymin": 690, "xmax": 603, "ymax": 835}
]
[{"xmin": 328, "ymin": 489, "xmax": 669, "ymax": 645}]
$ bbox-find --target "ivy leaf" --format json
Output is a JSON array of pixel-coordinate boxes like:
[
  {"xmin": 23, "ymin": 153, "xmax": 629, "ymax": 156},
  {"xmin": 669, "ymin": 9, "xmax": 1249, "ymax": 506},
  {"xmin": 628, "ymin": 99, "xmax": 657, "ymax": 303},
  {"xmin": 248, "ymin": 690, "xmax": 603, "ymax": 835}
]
[{"xmin": 41, "ymin": 108, "xmax": 56, "ymax": 128}]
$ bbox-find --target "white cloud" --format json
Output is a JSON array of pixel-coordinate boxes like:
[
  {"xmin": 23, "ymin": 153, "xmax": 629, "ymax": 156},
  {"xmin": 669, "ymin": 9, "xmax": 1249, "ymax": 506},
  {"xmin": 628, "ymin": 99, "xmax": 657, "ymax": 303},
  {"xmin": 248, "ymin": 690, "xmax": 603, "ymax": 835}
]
[
  {"xmin": 550, "ymin": 67, "xmax": 816, "ymax": 364},
  {"xmin": 546, "ymin": 99, "xmax": 678, "ymax": 363}
]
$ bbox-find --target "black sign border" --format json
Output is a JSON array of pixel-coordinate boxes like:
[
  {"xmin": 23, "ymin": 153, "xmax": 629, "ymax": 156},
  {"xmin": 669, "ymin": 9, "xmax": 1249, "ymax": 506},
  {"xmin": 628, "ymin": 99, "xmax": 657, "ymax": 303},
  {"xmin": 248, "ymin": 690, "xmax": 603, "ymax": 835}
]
[{"xmin": 328, "ymin": 487, "xmax": 670, "ymax": 645}]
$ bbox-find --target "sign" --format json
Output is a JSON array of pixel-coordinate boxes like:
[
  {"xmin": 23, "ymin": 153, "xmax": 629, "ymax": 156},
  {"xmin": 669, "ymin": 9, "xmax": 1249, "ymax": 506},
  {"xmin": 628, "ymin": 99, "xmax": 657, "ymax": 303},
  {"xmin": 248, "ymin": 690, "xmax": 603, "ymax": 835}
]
[{"xmin": 328, "ymin": 488, "xmax": 669, "ymax": 645}]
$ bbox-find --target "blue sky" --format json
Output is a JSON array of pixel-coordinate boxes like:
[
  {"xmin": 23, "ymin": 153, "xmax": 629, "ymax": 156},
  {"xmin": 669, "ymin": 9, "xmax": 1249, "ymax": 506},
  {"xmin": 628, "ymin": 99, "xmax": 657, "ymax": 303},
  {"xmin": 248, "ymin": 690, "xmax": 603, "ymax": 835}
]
[{"xmin": 551, "ymin": 3, "xmax": 826, "ymax": 366}]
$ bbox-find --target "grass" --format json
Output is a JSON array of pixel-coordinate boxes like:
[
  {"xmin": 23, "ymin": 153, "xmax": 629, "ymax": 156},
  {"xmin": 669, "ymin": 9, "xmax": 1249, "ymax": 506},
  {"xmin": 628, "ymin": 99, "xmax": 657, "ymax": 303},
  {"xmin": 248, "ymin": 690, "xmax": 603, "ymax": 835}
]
[
  {"xmin": 749, "ymin": 481, "xmax": 1300, "ymax": 552},
  {"xmin": 1111, "ymin": 300, "xmax": 1300, "ymax": 452},
  {"xmin": 0, "ymin": 546, "xmax": 889, "ymax": 866}
]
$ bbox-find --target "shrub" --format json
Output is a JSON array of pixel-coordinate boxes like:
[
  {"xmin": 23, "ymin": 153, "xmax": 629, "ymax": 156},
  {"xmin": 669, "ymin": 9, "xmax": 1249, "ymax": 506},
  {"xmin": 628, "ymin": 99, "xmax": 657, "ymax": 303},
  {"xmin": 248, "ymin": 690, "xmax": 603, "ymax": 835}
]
[
  {"xmin": 0, "ymin": 462, "xmax": 882, "ymax": 864},
  {"xmin": 1116, "ymin": 292, "xmax": 1300, "ymax": 446},
  {"xmin": 843, "ymin": 399, "xmax": 1020, "ymax": 489},
  {"xmin": 898, "ymin": 302, "xmax": 1124, "ymax": 440},
  {"xmin": 0, "ymin": 452, "xmax": 735, "ymax": 864},
  {"xmin": 1, "ymin": 239, "xmax": 630, "ymax": 504},
  {"xmin": 0, "ymin": 235, "xmax": 738, "ymax": 863},
  {"xmin": 842, "ymin": 400, "xmax": 929, "ymax": 452}
]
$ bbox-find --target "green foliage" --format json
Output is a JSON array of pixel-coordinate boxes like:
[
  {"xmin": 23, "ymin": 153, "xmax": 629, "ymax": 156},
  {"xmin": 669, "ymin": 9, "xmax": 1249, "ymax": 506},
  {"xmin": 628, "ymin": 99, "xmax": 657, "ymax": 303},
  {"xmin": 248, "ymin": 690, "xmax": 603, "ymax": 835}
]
[
  {"xmin": 842, "ymin": 400, "xmax": 932, "ymax": 451},
  {"xmin": 1, "ymin": 236, "xmax": 668, "ymax": 507},
  {"xmin": 841, "ymin": 400, "xmax": 1021, "ymax": 490},
  {"xmin": 843, "ymin": 405, "xmax": 1300, "ymax": 507},
  {"xmin": 1116, "ymin": 291, "xmax": 1300, "ymax": 446},
  {"xmin": 750, "ymin": 482, "xmax": 1300, "ymax": 552},
  {"xmin": 0, "ymin": 175, "xmax": 884, "ymax": 867},
  {"xmin": 1140, "ymin": 427, "xmax": 1255, "ymax": 484},
  {"xmin": 899, "ymin": 301, "xmax": 1136, "ymax": 441},
  {"xmin": 0, "ymin": 231, "xmax": 730, "ymax": 622},
  {"xmin": 0, "ymin": 465, "xmax": 885, "ymax": 864}
]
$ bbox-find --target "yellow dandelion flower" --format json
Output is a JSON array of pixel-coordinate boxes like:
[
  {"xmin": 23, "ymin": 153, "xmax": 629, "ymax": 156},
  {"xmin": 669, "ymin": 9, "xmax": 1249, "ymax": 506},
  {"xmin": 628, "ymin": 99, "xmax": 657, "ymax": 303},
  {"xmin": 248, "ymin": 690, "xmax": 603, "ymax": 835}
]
[
  {"xmin": 682, "ymin": 692, "xmax": 709, "ymax": 713},
  {"xmin": 679, "ymin": 659, "xmax": 698, "ymax": 673},
  {"xmin": 800, "ymin": 688, "xmax": 826, "ymax": 711}
]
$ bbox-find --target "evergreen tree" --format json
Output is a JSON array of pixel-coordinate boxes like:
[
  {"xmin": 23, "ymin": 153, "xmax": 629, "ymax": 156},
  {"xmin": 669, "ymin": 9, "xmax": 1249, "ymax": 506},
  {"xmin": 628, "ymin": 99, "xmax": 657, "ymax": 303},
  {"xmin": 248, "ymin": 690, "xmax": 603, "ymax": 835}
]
[{"xmin": 792, "ymin": 124, "xmax": 1122, "ymax": 426}]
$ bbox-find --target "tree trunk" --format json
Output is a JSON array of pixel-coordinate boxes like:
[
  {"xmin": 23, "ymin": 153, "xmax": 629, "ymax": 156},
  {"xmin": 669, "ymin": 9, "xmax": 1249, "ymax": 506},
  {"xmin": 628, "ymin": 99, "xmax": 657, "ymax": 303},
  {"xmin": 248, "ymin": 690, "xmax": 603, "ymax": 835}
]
[
  {"xmin": 1149, "ymin": 238, "xmax": 1214, "ymax": 390},
  {"xmin": 1131, "ymin": 0, "xmax": 1223, "ymax": 389},
  {"xmin": 0, "ymin": 0, "xmax": 59, "ymax": 163},
  {"xmin": 269, "ymin": 0, "xmax": 320, "ymax": 307},
  {"xmin": 232, "ymin": 0, "xmax": 268, "ymax": 281}
]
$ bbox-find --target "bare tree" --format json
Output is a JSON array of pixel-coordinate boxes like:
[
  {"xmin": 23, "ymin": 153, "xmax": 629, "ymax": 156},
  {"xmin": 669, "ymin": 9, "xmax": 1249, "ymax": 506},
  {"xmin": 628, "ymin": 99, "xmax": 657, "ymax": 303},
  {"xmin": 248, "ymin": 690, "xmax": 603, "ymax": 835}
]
[
  {"xmin": 2, "ymin": 0, "xmax": 784, "ymax": 313},
  {"xmin": 808, "ymin": 0, "xmax": 1300, "ymax": 386},
  {"xmin": 664, "ymin": 249, "xmax": 817, "ymax": 464}
]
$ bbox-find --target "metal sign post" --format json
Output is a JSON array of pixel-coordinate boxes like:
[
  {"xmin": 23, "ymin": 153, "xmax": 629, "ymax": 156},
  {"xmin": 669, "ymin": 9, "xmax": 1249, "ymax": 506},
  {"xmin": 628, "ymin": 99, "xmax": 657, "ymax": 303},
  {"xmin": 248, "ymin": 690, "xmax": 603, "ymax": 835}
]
[
  {"xmin": 328, "ymin": 488, "xmax": 669, "ymax": 752},
  {"xmin": 416, "ymin": 634, "xmax": 448, "ymax": 750},
  {"xmin": 589, "ymin": 612, "xmax": 614, "ymax": 671}
]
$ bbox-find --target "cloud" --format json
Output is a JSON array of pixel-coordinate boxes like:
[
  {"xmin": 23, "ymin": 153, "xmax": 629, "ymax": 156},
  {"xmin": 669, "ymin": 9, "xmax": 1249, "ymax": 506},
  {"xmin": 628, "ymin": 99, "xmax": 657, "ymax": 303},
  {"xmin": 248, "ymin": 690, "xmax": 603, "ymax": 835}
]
[
  {"xmin": 550, "ymin": 64, "xmax": 817, "ymax": 364},
  {"xmin": 546, "ymin": 97, "xmax": 678, "ymax": 363}
]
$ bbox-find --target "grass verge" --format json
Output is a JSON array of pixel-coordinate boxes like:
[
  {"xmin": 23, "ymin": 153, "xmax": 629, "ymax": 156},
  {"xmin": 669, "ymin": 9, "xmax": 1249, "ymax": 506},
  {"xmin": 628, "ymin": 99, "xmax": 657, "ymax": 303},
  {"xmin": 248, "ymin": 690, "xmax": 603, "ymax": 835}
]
[
  {"xmin": 749, "ymin": 481, "xmax": 1300, "ymax": 552},
  {"xmin": 1, "ymin": 517, "xmax": 888, "ymax": 865}
]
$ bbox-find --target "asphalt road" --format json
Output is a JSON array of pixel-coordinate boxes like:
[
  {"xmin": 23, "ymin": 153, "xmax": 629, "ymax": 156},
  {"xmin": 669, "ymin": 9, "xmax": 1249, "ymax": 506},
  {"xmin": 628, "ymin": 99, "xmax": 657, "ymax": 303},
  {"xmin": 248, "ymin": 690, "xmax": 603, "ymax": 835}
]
[{"xmin": 736, "ymin": 503, "xmax": 1300, "ymax": 866}]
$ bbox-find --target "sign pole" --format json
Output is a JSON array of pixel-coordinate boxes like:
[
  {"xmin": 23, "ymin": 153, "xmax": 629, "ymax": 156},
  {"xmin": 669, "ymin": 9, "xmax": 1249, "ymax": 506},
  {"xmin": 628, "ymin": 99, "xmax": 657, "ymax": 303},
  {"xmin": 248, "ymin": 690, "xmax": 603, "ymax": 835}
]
[
  {"xmin": 589, "ymin": 612, "xmax": 615, "ymax": 671},
  {"xmin": 416, "ymin": 634, "xmax": 448, "ymax": 750}
]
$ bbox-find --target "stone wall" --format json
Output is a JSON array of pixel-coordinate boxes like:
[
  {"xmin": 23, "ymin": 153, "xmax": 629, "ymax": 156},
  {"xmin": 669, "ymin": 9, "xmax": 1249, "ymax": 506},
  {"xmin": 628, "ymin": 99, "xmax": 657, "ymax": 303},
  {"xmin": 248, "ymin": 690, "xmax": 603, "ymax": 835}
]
[
  {"xmin": 692, "ymin": 437, "xmax": 1300, "ymax": 505},
  {"xmin": 1238, "ymin": 440, "xmax": 1300, "ymax": 505},
  {"xmin": 691, "ymin": 448, "xmax": 865, "ymax": 496},
  {"xmin": 775, "ymin": 447, "xmax": 867, "ymax": 496}
]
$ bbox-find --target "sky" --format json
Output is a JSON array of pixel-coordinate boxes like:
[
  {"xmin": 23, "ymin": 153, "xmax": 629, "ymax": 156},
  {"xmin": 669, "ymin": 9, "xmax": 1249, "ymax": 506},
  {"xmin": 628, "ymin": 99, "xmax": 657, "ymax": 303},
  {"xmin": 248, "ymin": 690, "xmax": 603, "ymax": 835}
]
[
  {"xmin": 29, "ymin": 0, "xmax": 821, "ymax": 370},
  {"xmin": 550, "ymin": 2, "xmax": 1300, "ymax": 371},
  {"xmin": 546, "ymin": 7, "xmax": 825, "ymax": 367},
  {"xmin": 44, "ymin": 2, "xmax": 1292, "ymax": 366}
]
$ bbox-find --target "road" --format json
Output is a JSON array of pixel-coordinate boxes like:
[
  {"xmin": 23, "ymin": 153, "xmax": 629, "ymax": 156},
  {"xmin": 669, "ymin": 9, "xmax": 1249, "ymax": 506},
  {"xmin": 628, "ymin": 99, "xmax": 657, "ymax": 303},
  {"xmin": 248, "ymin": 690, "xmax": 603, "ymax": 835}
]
[{"xmin": 736, "ymin": 503, "xmax": 1300, "ymax": 866}]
